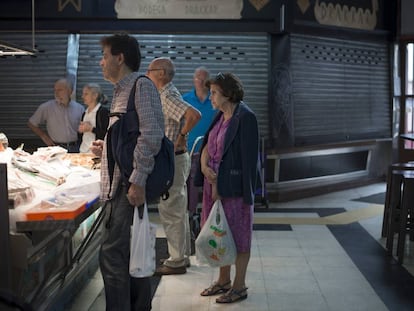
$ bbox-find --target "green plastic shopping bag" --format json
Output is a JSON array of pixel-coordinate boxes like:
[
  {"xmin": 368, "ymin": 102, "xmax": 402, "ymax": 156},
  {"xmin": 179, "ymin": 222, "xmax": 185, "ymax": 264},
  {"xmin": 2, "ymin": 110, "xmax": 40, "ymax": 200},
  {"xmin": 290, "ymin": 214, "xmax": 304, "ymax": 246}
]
[{"xmin": 195, "ymin": 200, "xmax": 237, "ymax": 267}]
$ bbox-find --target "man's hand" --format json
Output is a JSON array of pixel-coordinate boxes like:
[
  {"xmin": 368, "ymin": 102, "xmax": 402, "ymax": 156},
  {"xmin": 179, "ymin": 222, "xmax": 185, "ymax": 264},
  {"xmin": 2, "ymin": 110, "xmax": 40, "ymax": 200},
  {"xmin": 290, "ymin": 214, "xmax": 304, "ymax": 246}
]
[
  {"xmin": 27, "ymin": 121, "xmax": 54, "ymax": 146},
  {"xmin": 43, "ymin": 135, "xmax": 54, "ymax": 146},
  {"xmin": 90, "ymin": 140, "xmax": 104, "ymax": 157},
  {"xmin": 127, "ymin": 183, "xmax": 145, "ymax": 207},
  {"xmin": 174, "ymin": 135, "xmax": 187, "ymax": 152}
]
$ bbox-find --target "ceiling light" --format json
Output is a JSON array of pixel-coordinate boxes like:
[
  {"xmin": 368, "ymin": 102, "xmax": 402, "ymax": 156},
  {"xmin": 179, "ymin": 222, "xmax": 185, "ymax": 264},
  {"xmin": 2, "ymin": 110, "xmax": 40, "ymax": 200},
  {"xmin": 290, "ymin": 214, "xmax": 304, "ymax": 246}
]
[
  {"xmin": 0, "ymin": 40, "xmax": 36, "ymax": 56},
  {"xmin": 0, "ymin": 0, "xmax": 37, "ymax": 57}
]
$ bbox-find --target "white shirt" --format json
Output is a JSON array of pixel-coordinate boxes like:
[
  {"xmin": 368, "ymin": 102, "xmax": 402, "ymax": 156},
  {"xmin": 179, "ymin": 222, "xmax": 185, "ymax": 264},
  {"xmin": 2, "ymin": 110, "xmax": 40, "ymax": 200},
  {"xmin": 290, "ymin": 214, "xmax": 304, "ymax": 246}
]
[{"xmin": 80, "ymin": 103, "xmax": 101, "ymax": 153}]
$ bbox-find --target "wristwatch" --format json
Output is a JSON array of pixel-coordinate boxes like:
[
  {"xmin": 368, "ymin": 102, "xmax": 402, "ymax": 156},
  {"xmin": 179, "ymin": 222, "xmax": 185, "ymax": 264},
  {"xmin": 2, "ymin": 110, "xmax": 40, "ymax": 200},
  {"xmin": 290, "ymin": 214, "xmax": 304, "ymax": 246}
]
[{"xmin": 179, "ymin": 132, "xmax": 188, "ymax": 138}]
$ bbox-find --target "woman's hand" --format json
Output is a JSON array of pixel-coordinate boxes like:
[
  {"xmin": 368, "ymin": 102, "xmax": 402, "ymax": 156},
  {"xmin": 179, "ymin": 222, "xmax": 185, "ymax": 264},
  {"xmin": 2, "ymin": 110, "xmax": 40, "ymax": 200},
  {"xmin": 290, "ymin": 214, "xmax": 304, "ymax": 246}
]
[
  {"xmin": 202, "ymin": 165, "xmax": 217, "ymax": 184},
  {"xmin": 200, "ymin": 145, "xmax": 216, "ymax": 183},
  {"xmin": 212, "ymin": 182, "xmax": 220, "ymax": 201},
  {"xmin": 78, "ymin": 121, "xmax": 93, "ymax": 133}
]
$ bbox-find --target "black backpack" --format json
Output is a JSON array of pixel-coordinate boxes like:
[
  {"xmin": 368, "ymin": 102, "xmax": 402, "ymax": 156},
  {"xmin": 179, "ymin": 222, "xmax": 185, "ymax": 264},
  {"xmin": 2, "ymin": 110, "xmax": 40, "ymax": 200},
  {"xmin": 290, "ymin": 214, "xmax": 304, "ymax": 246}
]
[{"xmin": 107, "ymin": 76, "xmax": 174, "ymax": 203}]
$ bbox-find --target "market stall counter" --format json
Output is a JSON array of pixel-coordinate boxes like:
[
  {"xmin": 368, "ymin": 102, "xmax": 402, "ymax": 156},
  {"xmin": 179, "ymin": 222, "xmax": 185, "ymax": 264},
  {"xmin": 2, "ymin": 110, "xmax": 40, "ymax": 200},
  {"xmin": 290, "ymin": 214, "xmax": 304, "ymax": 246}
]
[{"xmin": 1, "ymin": 146, "xmax": 103, "ymax": 310}]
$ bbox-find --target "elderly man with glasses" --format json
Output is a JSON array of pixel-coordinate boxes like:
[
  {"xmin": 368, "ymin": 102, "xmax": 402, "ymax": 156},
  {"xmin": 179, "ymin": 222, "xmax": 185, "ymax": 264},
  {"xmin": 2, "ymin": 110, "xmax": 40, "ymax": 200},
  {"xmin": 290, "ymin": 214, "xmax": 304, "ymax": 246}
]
[{"xmin": 146, "ymin": 57, "xmax": 201, "ymax": 275}]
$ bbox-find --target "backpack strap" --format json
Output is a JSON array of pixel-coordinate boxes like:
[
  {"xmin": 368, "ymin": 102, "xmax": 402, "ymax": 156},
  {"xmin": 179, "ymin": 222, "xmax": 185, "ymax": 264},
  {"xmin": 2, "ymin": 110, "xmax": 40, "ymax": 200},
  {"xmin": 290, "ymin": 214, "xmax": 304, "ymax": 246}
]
[
  {"xmin": 106, "ymin": 75, "xmax": 151, "ymax": 191},
  {"xmin": 126, "ymin": 75, "xmax": 152, "ymax": 119}
]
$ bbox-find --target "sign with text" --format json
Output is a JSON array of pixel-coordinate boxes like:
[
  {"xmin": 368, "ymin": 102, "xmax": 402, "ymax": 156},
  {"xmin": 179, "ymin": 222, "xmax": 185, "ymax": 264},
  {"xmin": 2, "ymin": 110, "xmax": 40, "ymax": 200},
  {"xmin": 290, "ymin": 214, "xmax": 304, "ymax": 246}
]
[{"xmin": 114, "ymin": 0, "xmax": 243, "ymax": 19}]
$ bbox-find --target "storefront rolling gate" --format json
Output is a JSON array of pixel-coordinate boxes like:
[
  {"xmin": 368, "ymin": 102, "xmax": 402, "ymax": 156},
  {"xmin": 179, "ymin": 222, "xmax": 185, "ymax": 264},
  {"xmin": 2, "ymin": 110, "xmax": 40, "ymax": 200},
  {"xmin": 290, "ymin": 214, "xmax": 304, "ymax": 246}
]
[{"xmin": 0, "ymin": 33, "xmax": 271, "ymax": 147}]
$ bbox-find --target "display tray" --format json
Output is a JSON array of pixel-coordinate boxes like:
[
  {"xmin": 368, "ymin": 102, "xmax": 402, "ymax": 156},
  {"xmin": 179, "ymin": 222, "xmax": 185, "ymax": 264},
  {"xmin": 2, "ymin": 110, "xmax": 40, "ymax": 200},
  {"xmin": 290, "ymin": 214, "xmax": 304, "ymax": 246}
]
[
  {"xmin": 25, "ymin": 200, "xmax": 87, "ymax": 221},
  {"xmin": 16, "ymin": 203, "xmax": 101, "ymax": 232}
]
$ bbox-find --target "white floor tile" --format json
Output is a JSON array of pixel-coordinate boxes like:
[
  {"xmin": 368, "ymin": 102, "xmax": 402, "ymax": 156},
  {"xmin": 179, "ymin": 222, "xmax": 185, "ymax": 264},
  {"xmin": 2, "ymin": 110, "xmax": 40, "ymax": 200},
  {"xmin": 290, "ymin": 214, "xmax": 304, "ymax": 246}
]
[
  {"xmin": 323, "ymin": 293, "xmax": 388, "ymax": 311},
  {"xmin": 267, "ymin": 293, "xmax": 330, "ymax": 311},
  {"xmin": 68, "ymin": 182, "xmax": 414, "ymax": 311}
]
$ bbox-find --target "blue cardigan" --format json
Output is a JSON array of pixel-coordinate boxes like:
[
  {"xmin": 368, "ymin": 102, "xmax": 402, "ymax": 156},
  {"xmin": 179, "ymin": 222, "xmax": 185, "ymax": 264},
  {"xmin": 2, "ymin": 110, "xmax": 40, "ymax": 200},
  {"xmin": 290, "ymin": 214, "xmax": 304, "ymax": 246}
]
[{"xmin": 194, "ymin": 101, "xmax": 260, "ymax": 205}]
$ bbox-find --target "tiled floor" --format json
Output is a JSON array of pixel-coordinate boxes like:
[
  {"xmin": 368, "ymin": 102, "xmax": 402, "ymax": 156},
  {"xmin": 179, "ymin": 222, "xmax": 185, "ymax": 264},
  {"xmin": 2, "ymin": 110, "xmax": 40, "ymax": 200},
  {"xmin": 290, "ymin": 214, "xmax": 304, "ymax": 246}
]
[{"xmin": 68, "ymin": 182, "xmax": 414, "ymax": 311}]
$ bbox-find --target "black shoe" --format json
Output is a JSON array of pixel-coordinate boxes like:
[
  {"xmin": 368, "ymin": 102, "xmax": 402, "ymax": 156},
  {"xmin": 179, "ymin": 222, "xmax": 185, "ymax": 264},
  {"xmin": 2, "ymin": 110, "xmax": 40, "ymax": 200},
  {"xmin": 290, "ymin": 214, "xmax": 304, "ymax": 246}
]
[
  {"xmin": 159, "ymin": 258, "xmax": 191, "ymax": 268},
  {"xmin": 154, "ymin": 265, "xmax": 187, "ymax": 276}
]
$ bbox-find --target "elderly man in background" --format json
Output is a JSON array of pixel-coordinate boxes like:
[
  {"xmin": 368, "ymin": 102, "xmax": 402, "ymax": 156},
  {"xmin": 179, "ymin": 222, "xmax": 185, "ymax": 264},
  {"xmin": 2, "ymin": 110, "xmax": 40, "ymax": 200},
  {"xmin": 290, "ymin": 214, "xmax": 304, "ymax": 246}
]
[
  {"xmin": 28, "ymin": 78, "xmax": 84, "ymax": 153},
  {"xmin": 182, "ymin": 66, "xmax": 216, "ymax": 153},
  {"xmin": 182, "ymin": 67, "xmax": 217, "ymax": 242},
  {"xmin": 147, "ymin": 57, "xmax": 201, "ymax": 275}
]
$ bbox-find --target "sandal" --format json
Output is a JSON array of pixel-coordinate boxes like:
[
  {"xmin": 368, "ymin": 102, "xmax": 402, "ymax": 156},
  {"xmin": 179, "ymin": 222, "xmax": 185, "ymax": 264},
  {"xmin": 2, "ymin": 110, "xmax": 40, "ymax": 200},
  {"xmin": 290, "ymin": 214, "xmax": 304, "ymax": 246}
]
[
  {"xmin": 216, "ymin": 287, "xmax": 248, "ymax": 304},
  {"xmin": 200, "ymin": 281, "xmax": 231, "ymax": 296}
]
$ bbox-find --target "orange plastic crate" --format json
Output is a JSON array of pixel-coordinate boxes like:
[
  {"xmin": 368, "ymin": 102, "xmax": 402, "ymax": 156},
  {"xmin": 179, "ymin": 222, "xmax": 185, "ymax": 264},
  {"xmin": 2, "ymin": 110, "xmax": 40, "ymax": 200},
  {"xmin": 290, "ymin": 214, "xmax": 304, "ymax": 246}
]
[{"xmin": 25, "ymin": 200, "xmax": 87, "ymax": 221}]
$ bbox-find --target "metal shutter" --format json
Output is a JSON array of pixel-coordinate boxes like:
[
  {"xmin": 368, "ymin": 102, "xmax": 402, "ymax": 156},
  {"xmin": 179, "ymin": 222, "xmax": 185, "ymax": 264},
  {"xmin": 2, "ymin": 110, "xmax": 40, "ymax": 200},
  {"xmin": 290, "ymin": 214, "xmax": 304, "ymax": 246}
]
[
  {"xmin": 290, "ymin": 34, "xmax": 391, "ymax": 146},
  {"xmin": 76, "ymin": 33, "xmax": 270, "ymax": 139},
  {"xmin": 0, "ymin": 33, "xmax": 69, "ymax": 146},
  {"xmin": 0, "ymin": 33, "xmax": 270, "ymax": 144}
]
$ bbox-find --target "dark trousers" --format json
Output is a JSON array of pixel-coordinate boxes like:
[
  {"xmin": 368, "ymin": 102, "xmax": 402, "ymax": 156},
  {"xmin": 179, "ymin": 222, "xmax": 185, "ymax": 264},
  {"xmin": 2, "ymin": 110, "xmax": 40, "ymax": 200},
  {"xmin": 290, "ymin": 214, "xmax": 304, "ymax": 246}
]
[
  {"xmin": 55, "ymin": 141, "xmax": 79, "ymax": 153},
  {"xmin": 186, "ymin": 152, "xmax": 200, "ymax": 215},
  {"xmin": 99, "ymin": 185, "xmax": 152, "ymax": 311}
]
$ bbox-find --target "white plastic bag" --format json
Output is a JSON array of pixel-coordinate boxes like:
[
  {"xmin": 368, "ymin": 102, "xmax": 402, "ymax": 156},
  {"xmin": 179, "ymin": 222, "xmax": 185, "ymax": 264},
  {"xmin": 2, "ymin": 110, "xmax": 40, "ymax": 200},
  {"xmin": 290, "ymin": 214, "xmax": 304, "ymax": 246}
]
[
  {"xmin": 195, "ymin": 200, "xmax": 237, "ymax": 267},
  {"xmin": 129, "ymin": 203, "xmax": 157, "ymax": 278}
]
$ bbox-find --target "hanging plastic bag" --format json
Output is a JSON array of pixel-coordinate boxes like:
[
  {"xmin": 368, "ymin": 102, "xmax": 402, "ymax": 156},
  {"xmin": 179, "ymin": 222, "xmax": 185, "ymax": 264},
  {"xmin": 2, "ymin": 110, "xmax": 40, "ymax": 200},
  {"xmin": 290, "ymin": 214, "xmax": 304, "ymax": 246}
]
[
  {"xmin": 129, "ymin": 203, "xmax": 157, "ymax": 278},
  {"xmin": 195, "ymin": 200, "xmax": 237, "ymax": 267}
]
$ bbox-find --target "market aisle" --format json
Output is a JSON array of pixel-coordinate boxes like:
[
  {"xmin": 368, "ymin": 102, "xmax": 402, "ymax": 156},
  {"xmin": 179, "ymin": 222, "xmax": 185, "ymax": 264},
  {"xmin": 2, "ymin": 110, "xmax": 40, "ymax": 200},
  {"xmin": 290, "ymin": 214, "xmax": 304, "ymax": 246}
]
[{"xmin": 68, "ymin": 182, "xmax": 414, "ymax": 311}]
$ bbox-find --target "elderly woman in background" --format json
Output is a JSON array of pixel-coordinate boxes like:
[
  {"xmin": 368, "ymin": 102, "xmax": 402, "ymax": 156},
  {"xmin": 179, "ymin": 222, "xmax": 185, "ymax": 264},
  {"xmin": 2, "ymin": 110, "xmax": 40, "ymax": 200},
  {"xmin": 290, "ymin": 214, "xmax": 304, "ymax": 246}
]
[
  {"xmin": 78, "ymin": 83, "xmax": 109, "ymax": 153},
  {"xmin": 195, "ymin": 72, "xmax": 260, "ymax": 304}
]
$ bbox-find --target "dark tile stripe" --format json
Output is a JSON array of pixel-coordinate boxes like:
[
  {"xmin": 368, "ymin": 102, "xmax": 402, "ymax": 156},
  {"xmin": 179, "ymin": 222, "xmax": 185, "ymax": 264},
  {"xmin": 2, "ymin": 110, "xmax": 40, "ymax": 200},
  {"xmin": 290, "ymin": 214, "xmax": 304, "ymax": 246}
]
[
  {"xmin": 329, "ymin": 223, "xmax": 414, "ymax": 311},
  {"xmin": 254, "ymin": 207, "xmax": 345, "ymax": 217},
  {"xmin": 152, "ymin": 208, "xmax": 414, "ymax": 310},
  {"xmin": 253, "ymin": 224, "xmax": 291, "ymax": 231},
  {"xmin": 352, "ymin": 192, "xmax": 386, "ymax": 205},
  {"xmin": 253, "ymin": 207, "xmax": 414, "ymax": 310}
]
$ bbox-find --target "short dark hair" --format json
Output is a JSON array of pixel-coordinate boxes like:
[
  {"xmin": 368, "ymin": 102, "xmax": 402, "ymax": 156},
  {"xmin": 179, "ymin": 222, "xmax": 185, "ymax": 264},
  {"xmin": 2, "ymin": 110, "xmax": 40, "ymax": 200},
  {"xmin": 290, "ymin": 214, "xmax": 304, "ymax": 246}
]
[
  {"xmin": 206, "ymin": 72, "xmax": 244, "ymax": 103},
  {"xmin": 100, "ymin": 33, "xmax": 141, "ymax": 72}
]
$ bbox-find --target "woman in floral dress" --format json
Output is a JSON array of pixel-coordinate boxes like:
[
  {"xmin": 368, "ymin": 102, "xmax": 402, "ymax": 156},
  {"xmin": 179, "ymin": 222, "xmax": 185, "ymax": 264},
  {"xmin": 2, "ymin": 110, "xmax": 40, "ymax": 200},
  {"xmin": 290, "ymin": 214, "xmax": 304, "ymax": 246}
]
[{"xmin": 195, "ymin": 72, "xmax": 260, "ymax": 304}]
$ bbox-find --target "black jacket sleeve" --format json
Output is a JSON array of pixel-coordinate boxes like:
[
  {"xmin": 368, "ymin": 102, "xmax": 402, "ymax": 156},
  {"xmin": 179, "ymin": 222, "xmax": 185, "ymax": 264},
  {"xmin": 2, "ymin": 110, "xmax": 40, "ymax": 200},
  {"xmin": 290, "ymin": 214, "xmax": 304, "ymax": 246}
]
[{"xmin": 94, "ymin": 106, "xmax": 110, "ymax": 140}]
